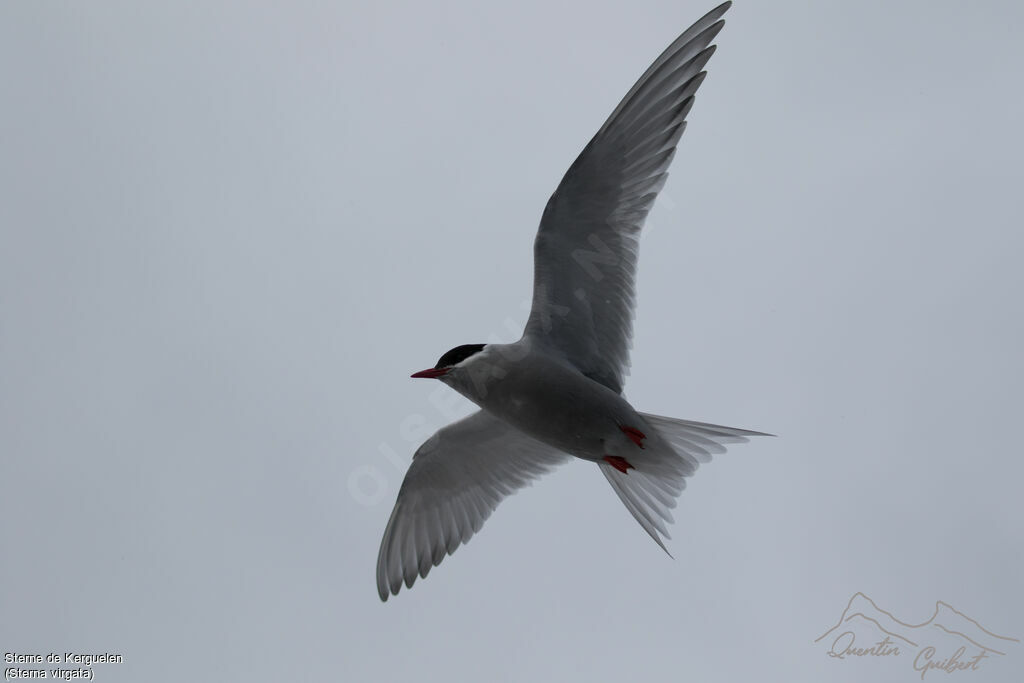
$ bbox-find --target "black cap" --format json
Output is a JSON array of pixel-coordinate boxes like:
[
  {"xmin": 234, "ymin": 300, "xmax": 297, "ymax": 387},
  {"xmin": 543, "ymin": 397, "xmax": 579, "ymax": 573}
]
[{"xmin": 435, "ymin": 344, "xmax": 486, "ymax": 369}]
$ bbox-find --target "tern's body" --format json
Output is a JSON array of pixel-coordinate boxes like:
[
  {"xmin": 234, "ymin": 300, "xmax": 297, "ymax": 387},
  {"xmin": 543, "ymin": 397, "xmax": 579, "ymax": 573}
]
[
  {"xmin": 376, "ymin": 2, "xmax": 769, "ymax": 601},
  {"xmin": 446, "ymin": 343, "xmax": 653, "ymax": 462}
]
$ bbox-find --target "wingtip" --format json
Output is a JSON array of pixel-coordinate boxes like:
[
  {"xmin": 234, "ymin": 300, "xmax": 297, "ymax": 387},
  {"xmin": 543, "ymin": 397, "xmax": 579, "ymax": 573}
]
[
  {"xmin": 703, "ymin": 2, "xmax": 732, "ymax": 25},
  {"xmin": 651, "ymin": 533, "xmax": 673, "ymax": 558}
]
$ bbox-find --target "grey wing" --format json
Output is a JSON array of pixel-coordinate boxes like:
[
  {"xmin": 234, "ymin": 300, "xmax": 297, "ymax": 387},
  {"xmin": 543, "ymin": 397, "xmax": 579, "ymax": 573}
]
[
  {"xmin": 376, "ymin": 410, "xmax": 571, "ymax": 601},
  {"xmin": 522, "ymin": 2, "xmax": 731, "ymax": 393}
]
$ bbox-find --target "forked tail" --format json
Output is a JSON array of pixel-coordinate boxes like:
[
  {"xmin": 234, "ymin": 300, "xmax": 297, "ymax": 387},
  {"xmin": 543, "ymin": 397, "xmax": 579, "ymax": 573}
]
[{"xmin": 598, "ymin": 413, "xmax": 772, "ymax": 553}]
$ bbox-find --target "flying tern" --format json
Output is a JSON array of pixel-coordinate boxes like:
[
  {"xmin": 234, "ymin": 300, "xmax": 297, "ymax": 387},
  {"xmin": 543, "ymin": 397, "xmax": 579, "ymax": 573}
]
[{"xmin": 376, "ymin": 1, "xmax": 767, "ymax": 601}]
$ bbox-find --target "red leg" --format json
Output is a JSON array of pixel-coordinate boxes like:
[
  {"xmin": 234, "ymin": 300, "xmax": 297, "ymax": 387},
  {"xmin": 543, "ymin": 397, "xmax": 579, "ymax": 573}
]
[
  {"xmin": 603, "ymin": 455, "xmax": 635, "ymax": 474},
  {"xmin": 620, "ymin": 425, "xmax": 646, "ymax": 449}
]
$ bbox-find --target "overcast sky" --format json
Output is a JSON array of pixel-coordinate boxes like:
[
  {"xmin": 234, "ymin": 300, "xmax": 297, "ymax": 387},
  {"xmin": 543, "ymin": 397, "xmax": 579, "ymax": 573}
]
[{"xmin": 2, "ymin": 1, "xmax": 1022, "ymax": 682}]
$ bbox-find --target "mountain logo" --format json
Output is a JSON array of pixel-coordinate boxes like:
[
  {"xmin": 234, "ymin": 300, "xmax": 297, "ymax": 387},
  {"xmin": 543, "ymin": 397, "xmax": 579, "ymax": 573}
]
[{"xmin": 815, "ymin": 592, "xmax": 1018, "ymax": 678}]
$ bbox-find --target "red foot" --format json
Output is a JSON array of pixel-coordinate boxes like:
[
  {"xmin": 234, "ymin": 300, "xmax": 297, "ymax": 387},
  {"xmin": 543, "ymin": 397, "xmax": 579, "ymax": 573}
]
[
  {"xmin": 603, "ymin": 455, "xmax": 635, "ymax": 474},
  {"xmin": 620, "ymin": 425, "xmax": 647, "ymax": 449}
]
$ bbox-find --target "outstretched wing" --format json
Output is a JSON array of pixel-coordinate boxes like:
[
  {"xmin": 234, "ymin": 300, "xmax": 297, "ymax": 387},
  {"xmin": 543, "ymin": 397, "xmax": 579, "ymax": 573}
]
[
  {"xmin": 523, "ymin": 2, "xmax": 731, "ymax": 393},
  {"xmin": 376, "ymin": 410, "xmax": 570, "ymax": 601}
]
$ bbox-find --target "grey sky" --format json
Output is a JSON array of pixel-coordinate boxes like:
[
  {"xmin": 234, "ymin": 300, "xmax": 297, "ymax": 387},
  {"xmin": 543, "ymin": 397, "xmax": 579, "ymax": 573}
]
[{"xmin": 2, "ymin": 1, "xmax": 1022, "ymax": 682}]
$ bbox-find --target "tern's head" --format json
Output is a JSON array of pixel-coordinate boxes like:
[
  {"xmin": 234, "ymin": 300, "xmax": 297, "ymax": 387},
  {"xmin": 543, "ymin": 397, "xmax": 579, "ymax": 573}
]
[{"xmin": 411, "ymin": 344, "xmax": 487, "ymax": 380}]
